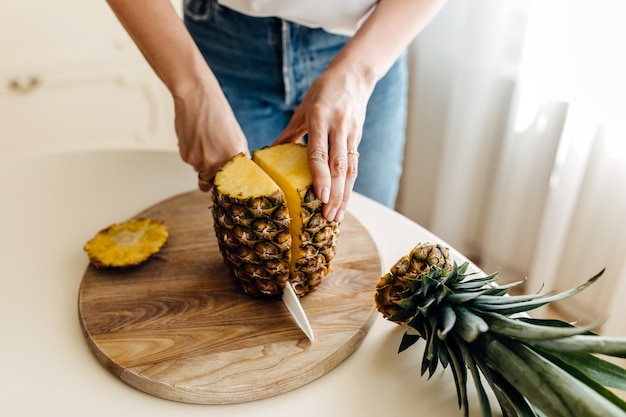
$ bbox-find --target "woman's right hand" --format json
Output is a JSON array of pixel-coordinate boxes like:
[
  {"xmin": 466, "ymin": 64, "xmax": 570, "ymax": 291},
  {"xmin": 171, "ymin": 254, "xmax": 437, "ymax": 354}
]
[
  {"xmin": 174, "ymin": 84, "xmax": 249, "ymax": 191},
  {"xmin": 104, "ymin": 0, "xmax": 249, "ymax": 191}
]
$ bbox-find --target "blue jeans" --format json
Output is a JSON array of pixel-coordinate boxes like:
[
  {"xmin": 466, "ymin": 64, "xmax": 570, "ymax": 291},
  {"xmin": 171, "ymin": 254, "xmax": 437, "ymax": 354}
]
[{"xmin": 184, "ymin": 0, "xmax": 408, "ymax": 208}]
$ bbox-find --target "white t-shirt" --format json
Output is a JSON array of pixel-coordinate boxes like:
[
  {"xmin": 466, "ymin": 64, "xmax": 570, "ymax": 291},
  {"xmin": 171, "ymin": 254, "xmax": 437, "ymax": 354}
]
[{"xmin": 217, "ymin": 0, "xmax": 377, "ymax": 36}]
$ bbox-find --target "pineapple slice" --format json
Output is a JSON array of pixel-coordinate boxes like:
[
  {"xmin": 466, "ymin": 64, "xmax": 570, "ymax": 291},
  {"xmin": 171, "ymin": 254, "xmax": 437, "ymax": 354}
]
[
  {"xmin": 212, "ymin": 143, "xmax": 338, "ymax": 298},
  {"xmin": 84, "ymin": 218, "xmax": 168, "ymax": 268}
]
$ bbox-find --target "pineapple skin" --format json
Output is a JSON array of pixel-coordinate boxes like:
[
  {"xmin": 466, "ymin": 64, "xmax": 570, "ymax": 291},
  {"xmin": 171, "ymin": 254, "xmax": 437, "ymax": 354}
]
[
  {"xmin": 374, "ymin": 242, "xmax": 452, "ymax": 323},
  {"xmin": 212, "ymin": 153, "xmax": 292, "ymax": 297},
  {"xmin": 289, "ymin": 185, "xmax": 339, "ymax": 296}
]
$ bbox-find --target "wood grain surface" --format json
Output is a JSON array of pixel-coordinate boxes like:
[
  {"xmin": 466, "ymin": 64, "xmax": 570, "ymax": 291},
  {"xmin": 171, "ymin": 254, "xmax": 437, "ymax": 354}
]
[{"xmin": 78, "ymin": 190, "xmax": 383, "ymax": 404}]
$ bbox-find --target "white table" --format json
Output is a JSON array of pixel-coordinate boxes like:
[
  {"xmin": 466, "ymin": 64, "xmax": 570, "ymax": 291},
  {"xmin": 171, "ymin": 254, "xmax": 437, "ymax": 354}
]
[{"xmin": 0, "ymin": 149, "xmax": 493, "ymax": 417}]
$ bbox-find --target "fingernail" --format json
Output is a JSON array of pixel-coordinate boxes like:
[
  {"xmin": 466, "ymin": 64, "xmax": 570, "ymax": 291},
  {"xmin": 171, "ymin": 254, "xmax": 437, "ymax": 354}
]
[
  {"xmin": 325, "ymin": 207, "xmax": 337, "ymax": 222},
  {"xmin": 321, "ymin": 187, "xmax": 330, "ymax": 204},
  {"xmin": 335, "ymin": 209, "xmax": 345, "ymax": 223}
]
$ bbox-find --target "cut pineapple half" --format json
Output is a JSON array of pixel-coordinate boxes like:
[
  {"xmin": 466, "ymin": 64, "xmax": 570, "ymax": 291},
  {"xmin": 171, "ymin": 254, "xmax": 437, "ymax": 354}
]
[
  {"xmin": 253, "ymin": 143, "xmax": 338, "ymax": 296},
  {"xmin": 212, "ymin": 153, "xmax": 292, "ymax": 297},
  {"xmin": 84, "ymin": 218, "xmax": 168, "ymax": 268}
]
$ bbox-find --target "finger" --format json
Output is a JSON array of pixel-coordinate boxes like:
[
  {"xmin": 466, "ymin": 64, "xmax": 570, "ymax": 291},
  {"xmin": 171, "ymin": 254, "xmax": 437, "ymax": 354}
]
[
  {"xmin": 306, "ymin": 121, "xmax": 332, "ymax": 207},
  {"xmin": 274, "ymin": 112, "xmax": 307, "ymax": 145},
  {"xmin": 273, "ymin": 125, "xmax": 307, "ymax": 145},
  {"xmin": 197, "ymin": 171, "xmax": 214, "ymax": 192},
  {"xmin": 193, "ymin": 142, "xmax": 248, "ymax": 192},
  {"xmin": 323, "ymin": 129, "xmax": 349, "ymax": 222},
  {"xmin": 335, "ymin": 146, "xmax": 359, "ymax": 223}
]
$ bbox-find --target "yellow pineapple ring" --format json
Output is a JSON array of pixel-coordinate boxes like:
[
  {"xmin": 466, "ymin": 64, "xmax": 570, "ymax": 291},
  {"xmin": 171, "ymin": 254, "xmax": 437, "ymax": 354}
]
[{"xmin": 84, "ymin": 218, "xmax": 169, "ymax": 268}]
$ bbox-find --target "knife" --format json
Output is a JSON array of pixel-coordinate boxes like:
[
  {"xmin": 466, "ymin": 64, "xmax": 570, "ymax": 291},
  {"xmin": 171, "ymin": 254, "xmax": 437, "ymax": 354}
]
[{"xmin": 282, "ymin": 282, "xmax": 315, "ymax": 342}]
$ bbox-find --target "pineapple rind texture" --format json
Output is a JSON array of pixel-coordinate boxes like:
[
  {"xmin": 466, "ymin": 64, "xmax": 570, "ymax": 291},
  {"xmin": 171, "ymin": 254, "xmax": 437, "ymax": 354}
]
[
  {"xmin": 374, "ymin": 242, "xmax": 451, "ymax": 323},
  {"xmin": 84, "ymin": 218, "xmax": 168, "ymax": 268},
  {"xmin": 375, "ymin": 242, "xmax": 626, "ymax": 417},
  {"xmin": 212, "ymin": 153, "xmax": 292, "ymax": 298},
  {"xmin": 291, "ymin": 185, "xmax": 338, "ymax": 296}
]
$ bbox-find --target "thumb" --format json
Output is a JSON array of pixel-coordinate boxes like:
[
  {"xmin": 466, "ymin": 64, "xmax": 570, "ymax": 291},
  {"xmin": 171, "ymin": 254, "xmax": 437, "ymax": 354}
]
[{"xmin": 273, "ymin": 113, "xmax": 307, "ymax": 145}]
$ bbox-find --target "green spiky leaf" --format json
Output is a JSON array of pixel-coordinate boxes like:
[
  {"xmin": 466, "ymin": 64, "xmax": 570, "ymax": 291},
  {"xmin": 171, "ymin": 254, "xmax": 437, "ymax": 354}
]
[{"xmin": 374, "ymin": 242, "xmax": 626, "ymax": 417}]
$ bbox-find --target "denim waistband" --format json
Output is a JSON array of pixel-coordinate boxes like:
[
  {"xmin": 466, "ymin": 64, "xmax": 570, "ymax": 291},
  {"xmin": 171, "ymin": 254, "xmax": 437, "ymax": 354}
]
[{"xmin": 184, "ymin": 0, "xmax": 349, "ymax": 108}]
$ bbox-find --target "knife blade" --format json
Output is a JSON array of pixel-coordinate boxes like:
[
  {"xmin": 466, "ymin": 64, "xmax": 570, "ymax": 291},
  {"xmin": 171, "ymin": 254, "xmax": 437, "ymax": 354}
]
[{"xmin": 282, "ymin": 282, "xmax": 315, "ymax": 342}]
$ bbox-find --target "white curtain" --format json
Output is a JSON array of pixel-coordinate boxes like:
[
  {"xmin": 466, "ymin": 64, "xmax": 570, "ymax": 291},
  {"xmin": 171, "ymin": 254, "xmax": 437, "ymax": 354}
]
[{"xmin": 397, "ymin": 0, "xmax": 626, "ymax": 335}]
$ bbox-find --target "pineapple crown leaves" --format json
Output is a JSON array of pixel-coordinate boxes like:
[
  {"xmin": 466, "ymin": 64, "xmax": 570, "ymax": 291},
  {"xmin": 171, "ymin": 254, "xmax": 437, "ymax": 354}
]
[{"xmin": 377, "ymin": 255, "xmax": 626, "ymax": 417}]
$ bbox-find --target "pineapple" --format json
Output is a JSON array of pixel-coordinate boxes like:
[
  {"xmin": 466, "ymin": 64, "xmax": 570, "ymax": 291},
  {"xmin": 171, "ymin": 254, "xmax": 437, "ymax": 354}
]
[
  {"xmin": 375, "ymin": 243, "xmax": 453, "ymax": 324},
  {"xmin": 212, "ymin": 143, "xmax": 338, "ymax": 298},
  {"xmin": 375, "ymin": 242, "xmax": 626, "ymax": 417},
  {"xmin": 84, "ymin": 218, "xmax": 168, "ymax": 268}
]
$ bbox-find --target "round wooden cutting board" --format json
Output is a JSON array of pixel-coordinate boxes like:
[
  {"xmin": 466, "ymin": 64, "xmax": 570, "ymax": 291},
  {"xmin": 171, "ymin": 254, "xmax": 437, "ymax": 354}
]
[{"xmin": 78, "ymin": 190, "xmax": 383, "ymax": 404}]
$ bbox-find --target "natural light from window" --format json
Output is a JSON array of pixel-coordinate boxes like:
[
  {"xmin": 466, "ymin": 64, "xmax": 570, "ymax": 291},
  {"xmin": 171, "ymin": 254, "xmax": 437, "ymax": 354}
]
[{"xmin": 514, "ymin": 0, "xmax": 626, "ymax": 133}]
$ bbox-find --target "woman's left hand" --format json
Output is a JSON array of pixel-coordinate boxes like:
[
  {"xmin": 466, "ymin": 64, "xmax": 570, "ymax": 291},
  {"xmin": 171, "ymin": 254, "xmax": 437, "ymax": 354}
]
[{"xmin": 273, "ymin": 66, "xmax": 374, "ymax": 223}]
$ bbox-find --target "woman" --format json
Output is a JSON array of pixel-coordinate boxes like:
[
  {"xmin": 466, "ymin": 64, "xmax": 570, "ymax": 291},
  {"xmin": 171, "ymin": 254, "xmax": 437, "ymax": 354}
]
[{"xmin": 106, "ymin": 0, "xmax": 445, "ymax": 222}]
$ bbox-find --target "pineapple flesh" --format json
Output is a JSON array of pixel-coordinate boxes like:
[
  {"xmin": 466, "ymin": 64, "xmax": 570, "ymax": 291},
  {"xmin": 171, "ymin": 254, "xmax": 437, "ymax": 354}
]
[
  {"xmin": 84, "ymin": 218, "xmax": 168, "ymax": 268},
  {"xmin": 212, "ymin": 143, "xmax": 338, "ymax": 298}
]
